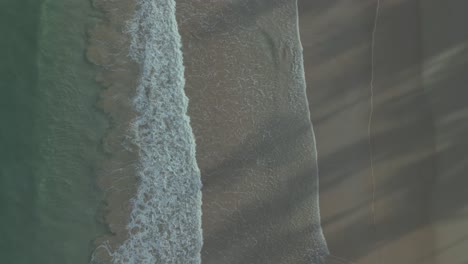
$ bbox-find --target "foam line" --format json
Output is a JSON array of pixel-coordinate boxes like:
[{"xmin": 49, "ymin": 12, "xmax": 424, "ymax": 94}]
[{"xmin": 110, "ymin": 0, "xmax": 203, "ymax": 263}]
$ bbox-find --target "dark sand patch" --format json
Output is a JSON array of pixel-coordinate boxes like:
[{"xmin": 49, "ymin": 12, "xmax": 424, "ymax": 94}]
[{"xmin": 421, "ymin": 1, "xmax": 468, "ymax": 263}]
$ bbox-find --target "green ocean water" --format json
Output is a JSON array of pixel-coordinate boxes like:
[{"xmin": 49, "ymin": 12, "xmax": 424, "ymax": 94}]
[{"xmin": 0, "ymin": 0, "xmax": 107, "ymax": 263}]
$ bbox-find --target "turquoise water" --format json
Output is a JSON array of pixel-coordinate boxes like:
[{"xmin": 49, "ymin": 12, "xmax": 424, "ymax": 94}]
[{"xmin": 0, "ymin": 0, "xmax": 107, "ymax": 263}]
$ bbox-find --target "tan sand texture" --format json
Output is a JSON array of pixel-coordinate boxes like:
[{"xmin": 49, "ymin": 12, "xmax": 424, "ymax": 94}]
[
  {"xmin": 300, "ymin": 0, "xmax": 468, "ymax": 263},
  {"xmin": 176, "ymin": 0, "xmax": 328, "ymax": 263}
]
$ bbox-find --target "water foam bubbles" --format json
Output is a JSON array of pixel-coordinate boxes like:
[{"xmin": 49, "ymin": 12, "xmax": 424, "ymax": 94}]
[{"xmin": 110, "ymin": 0, "xmax": 203, "ymax": 263}]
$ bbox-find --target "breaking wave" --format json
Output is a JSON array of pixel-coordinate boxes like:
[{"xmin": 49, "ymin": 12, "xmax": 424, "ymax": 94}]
[{"xmin": 105, "ymin": 0, "xmax": 203, "ymax": 263}]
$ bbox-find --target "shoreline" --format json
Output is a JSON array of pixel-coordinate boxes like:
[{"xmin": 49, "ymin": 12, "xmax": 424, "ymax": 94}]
[
  {"xmin": 88, "ymin": 0, "xmax": 328, "ymax": 262},
  {"xmin": 87, "ymin": 0, "xmax": 140, "ymax": 261}
]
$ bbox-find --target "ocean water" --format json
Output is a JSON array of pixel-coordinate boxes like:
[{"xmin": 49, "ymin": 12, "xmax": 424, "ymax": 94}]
[
  {"xmin": 1, "ymin": 0, "xmax": 203, "ymax": 263},
  {"xmin": 0, "ymin": 0, "xmax": 107, "ymax": 263},
  {"xmin": 0, "ymin": 0, "xmax": 42, "ymax": 262}
]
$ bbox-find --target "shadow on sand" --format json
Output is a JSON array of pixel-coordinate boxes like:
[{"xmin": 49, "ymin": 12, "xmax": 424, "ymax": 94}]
[{"xmin": 299, "ymin": 0, "xmax": 468, "ymax": 263}]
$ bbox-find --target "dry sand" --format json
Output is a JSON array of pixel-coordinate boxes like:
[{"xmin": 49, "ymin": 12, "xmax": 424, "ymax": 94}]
[
  {"xmin": 176, "ymin": 0, "xmax": 328, "ymax": 263},
  {"xmin": 299, "ymin": 0, "xmax": 468, "ymax": 263},
  {"xmin": 421, "ymin": 1, "xmax": 468, "ymax": 263}
]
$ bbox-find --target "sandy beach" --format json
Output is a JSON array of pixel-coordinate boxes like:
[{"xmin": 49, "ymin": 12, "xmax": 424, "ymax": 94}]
[
  {"xmin": 176, "ymin": 0, "xmax": 328, "ymax": 263},
  {"xmin": 299, "ymin": 1, "xmax": 468, "ymax": 263},
  {"xmin": 88, "ymin": 0, "xmax": 328, "ymax": 262},
  {"xmin": 85, "ymin": 0, "xmax": 468, "ymax": 263},
  {"xmin": 421, "ymin": 1, "xmax": 468, "ymax": 263},
  {"xmin": 299, "ymin": 1, "xmax": 436, "ymax": 263}
]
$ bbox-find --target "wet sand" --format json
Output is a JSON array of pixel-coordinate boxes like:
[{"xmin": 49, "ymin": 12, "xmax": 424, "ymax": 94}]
[
  {"xmin": 300, "ymin": 1, "xmax": 468, "ymax": 263},
  {"xmin": 176, "ymin": 0, "xmax": 328, "ymax": 263}
]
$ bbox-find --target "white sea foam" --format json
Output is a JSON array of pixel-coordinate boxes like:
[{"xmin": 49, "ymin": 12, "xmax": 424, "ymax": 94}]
[{"xmin": 108, "ymin": 0, "xmax": 203, "ymax": 263}]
